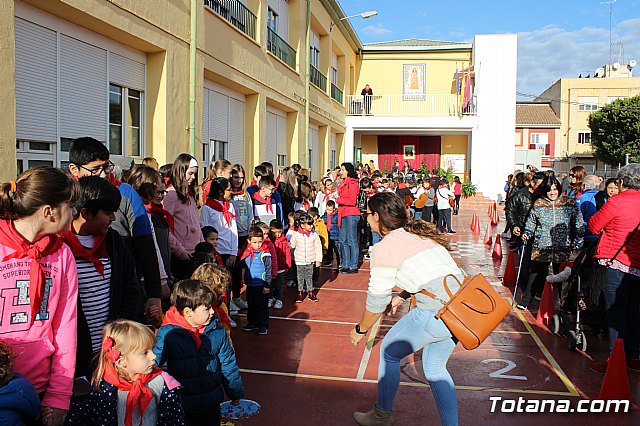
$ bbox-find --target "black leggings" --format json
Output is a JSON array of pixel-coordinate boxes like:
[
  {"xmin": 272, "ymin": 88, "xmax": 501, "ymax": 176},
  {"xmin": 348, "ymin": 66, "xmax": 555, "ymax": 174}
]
[{"xmin": 230, "ymin": 235, "xmax": 248, "ymax": 299}]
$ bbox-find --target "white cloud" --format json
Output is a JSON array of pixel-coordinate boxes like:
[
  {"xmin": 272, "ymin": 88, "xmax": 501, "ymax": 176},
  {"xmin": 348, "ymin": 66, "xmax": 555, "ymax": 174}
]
[
  {"xmin": 517, "ymin": 18, "xmax": 640, "ymax": 99},
  {"xmin": 361, "ymin": 24, "xmax": 392, "ymax": 37}
]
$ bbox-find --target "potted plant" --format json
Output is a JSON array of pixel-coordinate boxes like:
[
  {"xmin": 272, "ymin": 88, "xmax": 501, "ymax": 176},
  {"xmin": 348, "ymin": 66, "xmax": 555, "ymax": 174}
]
[{"xmin": 461, "ymin": 180, "xmax": 477, "ymax": 198}]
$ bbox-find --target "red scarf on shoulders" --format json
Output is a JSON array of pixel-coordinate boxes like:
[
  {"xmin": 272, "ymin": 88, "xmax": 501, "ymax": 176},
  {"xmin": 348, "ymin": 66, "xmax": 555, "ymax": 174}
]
[
  {"xmin": 107, "ymin": 173, "xmax": 122, "ymax": 188},
  {"xmin": 205, "ymin": 198, "xmax": 234, "ymax": 228},
  {"xmin": 240, "ymin": 242, "xmax": 268, "ymax": 263},
  {"xmin": 102, "ymin": 362, "xmax": 162, "ymax": 426},
  {"xmin": 252, "ymin": 192, "xmax": 274, "ymax": 214},
  {"xmin": 301, "ymin": 199, "xmax": 311, "ymax": 211},
  {"xmin": 298, "ymin": 228, "xmax": 311, "ymax": 237},
  {"xmin": 0, "ymin": 220, "xmax": 63, "ymax": 324},
  {"xmin": 326, "ymin": 211, "xmax": 336, "ymax": 231},
  {"xmin": 145, "ymin": 203, "xmax": 175, "ymax": 233},
  {"xmin": 161, "ymin": 306, "xmax": 205, "ymax": 350},
  {"xmin": 60, "ymin": 227, "xmax": 108, "ymax": 276}
]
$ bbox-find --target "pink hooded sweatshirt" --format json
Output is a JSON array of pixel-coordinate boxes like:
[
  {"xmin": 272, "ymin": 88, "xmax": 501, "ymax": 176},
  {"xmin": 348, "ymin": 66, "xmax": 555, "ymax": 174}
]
[{"xmin": 0, "ymin": 244, "xmax": 78, "ymax": 410}]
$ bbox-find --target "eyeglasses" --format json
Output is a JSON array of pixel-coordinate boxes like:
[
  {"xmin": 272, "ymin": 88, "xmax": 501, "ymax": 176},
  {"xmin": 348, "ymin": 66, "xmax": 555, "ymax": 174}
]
[
  {"xmin": 362, "ymin": 211, "xmax": 372, "ymax": 218},
  {"xmin": 155, "ymin": 190, "xmax": 167, "ymax": 197},
  {"xmin": 80, "ymin": 161, "xmax": 115, "ymax": 176}
]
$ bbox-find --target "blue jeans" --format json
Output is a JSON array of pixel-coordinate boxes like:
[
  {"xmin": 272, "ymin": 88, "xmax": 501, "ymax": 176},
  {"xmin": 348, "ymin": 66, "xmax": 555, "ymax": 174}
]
[
  {"xmin": 376, "ymin": 308, "xmax": 458, "ymax": 425},
  {"xmin": 603, "ymin": 267, "xmax": 640, "ymax": 358},
  {"xmin": 371, "ymin": 231, "xmax": 381, "ymax": 246},
  {"xmin": 339, "ymin": 215, "xmax": 360, "ymax": 270}
]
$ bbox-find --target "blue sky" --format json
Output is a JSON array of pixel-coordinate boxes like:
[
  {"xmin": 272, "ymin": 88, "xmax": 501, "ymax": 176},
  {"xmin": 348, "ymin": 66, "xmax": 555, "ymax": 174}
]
[{"xmin": 341, "ymin": 0, "xmax": 640, "ymax": 98}]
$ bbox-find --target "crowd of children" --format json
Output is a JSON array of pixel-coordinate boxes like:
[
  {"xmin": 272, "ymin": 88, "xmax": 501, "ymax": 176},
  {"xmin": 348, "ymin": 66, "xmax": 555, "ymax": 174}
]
[{"xmin": 0, "ymin": 138, "xmax": 459, "ymax": 425}]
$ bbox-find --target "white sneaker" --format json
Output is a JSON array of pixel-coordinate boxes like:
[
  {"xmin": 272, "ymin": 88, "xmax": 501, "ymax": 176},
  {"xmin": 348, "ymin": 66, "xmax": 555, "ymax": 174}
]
[
  {"xmin": 229, "ymin": 308, "xmax": 239, "ymax": 316},
  {"xmin": 268, "ymin": 298, "xmax": 274, "ymax": 308},
  {"xmin": 273, "ymin": 300, "xmax": 283, "ymax": 309},
  {"xmin": 229, "ymin": 318, "xmax": 237, "ymax": 328},
  {"xmin": 233, "ymin": 298, "xmax": 248, "ymax": 310}
]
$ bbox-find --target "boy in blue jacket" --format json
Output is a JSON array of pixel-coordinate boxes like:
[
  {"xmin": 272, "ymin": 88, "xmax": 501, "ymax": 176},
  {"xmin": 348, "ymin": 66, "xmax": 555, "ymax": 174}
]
[
  {"xmin": 0, "ymin": 339, "xmax": 40, "ymax": 425},
  {"xmin": 322, "ymin": 200, "xmax": 340, "ymax": 267},
  {"xmin": 241, "ymin": 226, "xmax": 273, "ymax": 335},
  {"xmin": 154, "ymin": 280, "xmax": 244, "ymax": 425}
]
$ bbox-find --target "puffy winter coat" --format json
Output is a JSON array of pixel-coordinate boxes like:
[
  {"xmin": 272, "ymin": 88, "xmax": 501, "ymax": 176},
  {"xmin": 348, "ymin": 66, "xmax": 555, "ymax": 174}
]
[
  {"xmin": 588, "ymin": 189, "xmax": 640, "ymax": 269},
  {"xmin": 505, "ymin": 186, "xmax": 532, "ymax": 231}
]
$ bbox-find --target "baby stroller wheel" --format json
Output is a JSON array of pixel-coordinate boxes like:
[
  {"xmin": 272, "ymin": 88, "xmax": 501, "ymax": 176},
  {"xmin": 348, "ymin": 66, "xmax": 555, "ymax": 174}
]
[
  {"xmin": 567, "ymin": 330, "xmax": 578, "ymax": 351},
  {"xmin": 550, "ymin": 314, "xmax": 560, "ymax": 334},
  {"xmin": 578, "ymin": 332, "xmax": 587, "ymax": 352}
]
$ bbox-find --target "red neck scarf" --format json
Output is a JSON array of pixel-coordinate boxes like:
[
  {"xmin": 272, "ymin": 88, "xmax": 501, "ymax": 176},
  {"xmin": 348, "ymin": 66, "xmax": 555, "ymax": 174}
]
[
  {"xmin": 102, "ymin": 362, "xmax": 162, "ymax": 426},
  {"xmin": 298, "ymin": 228, "xmax": 311, "ymax": 237},
  {"xmin": 0, "ymin": 220, "xmax": 63, "ymax": 324},
  {"xmin": 162, "ymin": 306, "xmax": 204, "ymax": 350},
  {"xmin": 60, "ymin": 227, "xmax": 108, "ymax": 276},
  {"xmin": 323, "ymin": 190, "xmax": 335, "ymax": 203},
  {"xmin": 252, "ymin": 193, "xmax": 273, "ymax": 214},
  {"xmin": 213, "ymin": 249, "xmax": 223, "ymax": 266},
  {"xmin": 205, "ymin": 198, "xmax": 234, "ymax": 228},
  {"xmin": 326, "ymin": 211, "xmax": 336, "ymax": 230},
  {"xmin": 107, "ymin": 173, "xmax": 122, "ymax": 188},
  {"xmin": 301, "ymin": 199, "xmax": 311, "ymax": 211},
  {"xmin": 230, "ymin": 188, "xmax": 245, "ymax": 197},
  {"xmin": 241, "ymin": 242, "xmax": 268, "ymax": 263},
  {"xmin": 145, "ymin": 203, "xmax": 174, "ymax": 233}
]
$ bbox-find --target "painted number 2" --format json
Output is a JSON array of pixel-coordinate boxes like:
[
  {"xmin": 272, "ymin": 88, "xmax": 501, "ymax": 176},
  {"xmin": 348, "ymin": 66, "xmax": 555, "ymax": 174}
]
[{"xmin": 481, "ymin": 359, "xmax": 527, "ymax": 381}]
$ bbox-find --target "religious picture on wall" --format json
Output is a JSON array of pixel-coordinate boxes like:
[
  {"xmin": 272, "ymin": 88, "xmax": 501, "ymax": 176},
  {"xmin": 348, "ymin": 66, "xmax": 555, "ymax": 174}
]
[
  {"xmin": 403, "ymin": 63, "xmax": 426, "ymax": 101},
  {"xmin": 403, "ymin": 145, "xmax": 415, "ymax": 160}
]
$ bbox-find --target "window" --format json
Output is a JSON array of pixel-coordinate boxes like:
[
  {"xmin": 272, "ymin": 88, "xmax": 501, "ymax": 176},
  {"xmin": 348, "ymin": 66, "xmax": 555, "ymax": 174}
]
[
  {"xmin": 267, "ymin": 7, "xmax": 278, "ymax": 32},
  {"xmin": 309, "ymin": 29, "xmax": 320, "ymax": 68},
  {"xmin": 277, "ymin": 154, "xmax": 287, "ymax": 168},
  {"xmin": 16, "ymin": 140, "xmax": 56, "ymax": 171},
  {"xmin": 109, "ymin": 83, "xmax": 144, "ymax": 157},
  {"xmin": 212, "ymin": 140, "xmax": 229, "ymax": 162},
  {"xmin": 529, "ymin": 133, "xmax": 550, "ymax": 155},
  {"xmin": 578, "ymin": 132, "xmax": 591, "ymax": 145},
  {"xmin": 331, "ymin": 53, "xmax": 338, "ymax": 84},
  {"xmin": 578, "ymin": 97, "xmax": 598, "ymax": 111},
  {"xmin": 330, "ymin": 149, "xmax": 336, "ymax": 169},
  {"xmin": 308, "ymin": 149, "xmax": 313, "ymax": 169}
]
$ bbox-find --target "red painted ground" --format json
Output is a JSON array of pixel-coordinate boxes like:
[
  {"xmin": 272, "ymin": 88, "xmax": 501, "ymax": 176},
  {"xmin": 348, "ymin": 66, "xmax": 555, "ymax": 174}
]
[{"xmin": 225, "ymin": 207, "xmax": 640, "ymax": 425}]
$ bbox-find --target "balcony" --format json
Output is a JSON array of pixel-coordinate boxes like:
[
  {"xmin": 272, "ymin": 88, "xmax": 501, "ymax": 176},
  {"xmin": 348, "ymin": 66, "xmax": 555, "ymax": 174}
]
[
  {"xmin": 267, "ymin": 28, "xmax": 296, "ymax": 69},
  {"xmin": 310, "ymin": 65, "xmax": 327, "ymax": 91},
  {"xmin": 331, "ymin": 83, "xmax": 343, "ymax": 104},
  {"xmin": 345, "ymin": 94, "xmax": 477, "ymax": 117},
  {"xmin": 204, "ymin": 0, "xmax": 256, "ymax": 40}
]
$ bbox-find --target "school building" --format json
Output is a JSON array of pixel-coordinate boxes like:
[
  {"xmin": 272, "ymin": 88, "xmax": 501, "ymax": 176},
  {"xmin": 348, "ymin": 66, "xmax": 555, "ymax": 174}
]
[{"xmin": 1, "ymin": 0, "xmax": 516, "ymax": 198}]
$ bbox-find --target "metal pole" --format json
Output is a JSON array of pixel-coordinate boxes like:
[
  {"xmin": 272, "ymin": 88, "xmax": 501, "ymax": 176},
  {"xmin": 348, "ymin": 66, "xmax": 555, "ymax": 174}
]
[
  {"xmin": 189, "ymin": 0, "xmax": 197, "ymax": 157},
  {"xmin": 304, "ymin": 0, "xmax": 311, "ymax": 170}
]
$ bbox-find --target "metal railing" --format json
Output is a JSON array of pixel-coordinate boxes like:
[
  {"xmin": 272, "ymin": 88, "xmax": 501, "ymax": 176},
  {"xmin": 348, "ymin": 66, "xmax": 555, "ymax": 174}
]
[
  {"xmin": 310, "ymin": 64, "xmax": 327, "ymax": 91},
  {"xmin": 345, "ymin": 94, "xmax": 477, "ymax": 116},
  {"xmin": 331, "ymin": 83, "xmax": 343, "ymax": 104},
  {"xmin": 204, "ymin": 0, "xmax": 256, "ymax": 40},
  {"xmin": 267, "ymin": 28, "xmax": 296, "ymax": 69}
]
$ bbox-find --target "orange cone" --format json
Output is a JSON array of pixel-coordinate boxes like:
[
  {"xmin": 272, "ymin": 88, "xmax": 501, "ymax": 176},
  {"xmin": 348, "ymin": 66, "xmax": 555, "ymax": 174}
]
[
  {"xmin": 470, "ymin": 214, "xmax": 481, "ymax": 233},
  {"xmin": 483, "ymin": 225, "xmax": 493, "ymax": 245},
  {"xmin": 492, "ymin": 236, "xmax": 503, "ymax": 259},
  {"xmin": 598, "ymin": 338, "xmax": 631, "ymax": 400},
  {"xmin": 536, "ymin": 281, "xmax": 555, "ymax": 328},
  {"xmin": 487, "ymin": 204, "xmax": 493, "ymax": 216},
  {"xmin": 491, "ymin": 209, "xmax": 499, "ymax": 226},
  {"xmin": 503, "ymin": 250, "xmax": 517, "ymax": 287},
  {"xmin": 469, "ymin": 214, "xmax": 477, "ymax": 231}
]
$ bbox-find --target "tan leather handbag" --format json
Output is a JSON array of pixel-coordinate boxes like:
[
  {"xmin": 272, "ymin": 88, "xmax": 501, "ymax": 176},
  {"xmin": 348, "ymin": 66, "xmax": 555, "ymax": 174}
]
[{"xmin": 412, "ymin": 274, "xmax": 511, "ymax": 350}]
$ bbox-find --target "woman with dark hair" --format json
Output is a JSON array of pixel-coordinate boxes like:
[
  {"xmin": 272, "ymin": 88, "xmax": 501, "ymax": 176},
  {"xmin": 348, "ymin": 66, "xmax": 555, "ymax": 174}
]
[
  {"xmin": 337, "ymin": 163, "xmax": 361, "ymax": 273},
  {"xmin": 565, "ymin": 165, "xmax": 586, "ymax": 198},
  {"xmin": 517, "ymin": 176, "xmax": 584, "ymax": 309},
  {"xmin": 201, "ymin": 159, "xmax": 233, "ymax": 202},
  {"xmin": 0, "ymin": 167, "xmax": 81, "ymax": 426},
  {"xmin": 201, "ymin": 177, "xmax": 238, "ymax": 271},
  {"xmin": 279, "ymin": 167, "xmax": 298, "ymax": 221},
  {"xmin": 163, "ymin": 153, "xmax": 203, "ymax": 279},
  {"xmin": 452, "ymin": 176, "xmax": 462, "ymax": 215},
  {"xmin": 594, "ymin": 177, "xmax": 619, "ymax": 211},
  {"xmin": 588, "ymin": 164, "xmax": 640, "ymax": 373},
  {"xmin": 351, "ymin": 192, "xmax": 462, "ymax": 426}
]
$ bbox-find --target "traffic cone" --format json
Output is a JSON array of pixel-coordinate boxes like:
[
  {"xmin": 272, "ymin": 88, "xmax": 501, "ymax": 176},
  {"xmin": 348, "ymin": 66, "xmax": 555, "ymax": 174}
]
[
  {"xmin": 484, "ymin": 225, "xmax": 493, "ymax": 246},
  {"xmin": 469, "ymin": 214, "xmax": 476, "ymax": 231},
  {"xmin": 487, "ymin": 204, "xmax": 493, "ymax": 217},
  {"xmin": 598, "ymin": 338, "xmax": 631, "ymax": 400},
  {"xmin": 492, "ymin": 236, "xmax": 503, "ymax": 260},
  {"xmin": 470, "ymin": 214, "xmax": 481, "ymax": 233},
  {"xmin": 536, "ymin": 281, "xmax": 555, "ymax": 328},
  {"xmin": 503, "ymin": 250, "xmax": 517, "ymax": 287},
  {"xmin": 491, "ymin": 209, "xmax": 499, "ymax": 226}
]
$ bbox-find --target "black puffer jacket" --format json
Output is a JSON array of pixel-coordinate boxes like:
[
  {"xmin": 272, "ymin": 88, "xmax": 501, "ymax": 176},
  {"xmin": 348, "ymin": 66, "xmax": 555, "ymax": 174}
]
[{"xmin": 505, "ymin": 186, "xmax": 533, "ymax": 231}]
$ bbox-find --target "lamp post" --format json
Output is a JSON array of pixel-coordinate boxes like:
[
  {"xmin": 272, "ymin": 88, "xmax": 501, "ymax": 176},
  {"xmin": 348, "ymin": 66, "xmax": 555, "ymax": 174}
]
[{"xmin": 304, "ymin": 7, "xmax": 377, "ymax": 174}]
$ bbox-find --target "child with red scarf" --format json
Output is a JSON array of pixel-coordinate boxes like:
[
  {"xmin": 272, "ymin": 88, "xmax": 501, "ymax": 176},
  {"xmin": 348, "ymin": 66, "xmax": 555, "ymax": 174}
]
[
  {"xmin": 240, "ymin": 227, "xmax": 273, "ymax": 335},
  {"xmin": 268, "ymin": 219, "xmax": 291, "ymax": 310},
  {"xmin": 321, "ymin": 200, "xmax": 340, "ymax": 267},
  {"xmin": 192, "ymin": 263, "xmax": 234, "ymax": 340},
  {"xmin": 200, "ymin": 177, "xmax": 238, "ymax": 270},
  {"xmin": 294, "ymin": 181, "xmax": 314, "ymax": 212},
  {"xmin": 313, "ymin": 178, "xmax": 338, "ymax": 217},
  {"xmin": 66, "ymin": 320, "xmax": 185, "ymax": 426},
  {"xmin": 154, "ymin": 280, "xmax": 243, "ymax": 425},
  {"xmin": 290, "ymin": 213, "xmax": 323, "ymax": 303},
  {"xmin": 60, "ymin": 177, "xmax": 141, "ymax": 382},
  {"xmin": 251, "ymin": 176, "xmax": 280, "ymax": 225}
]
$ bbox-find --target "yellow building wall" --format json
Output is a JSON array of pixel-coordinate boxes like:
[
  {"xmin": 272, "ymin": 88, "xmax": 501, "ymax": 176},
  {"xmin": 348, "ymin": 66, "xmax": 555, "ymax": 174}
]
[
  {"xmin": 355, "ymin": 51, "xmax": 472, "ymax": 96},
  {"xmin": 0, "ymin": 1, "xmax": 17, "ymax": 180}
]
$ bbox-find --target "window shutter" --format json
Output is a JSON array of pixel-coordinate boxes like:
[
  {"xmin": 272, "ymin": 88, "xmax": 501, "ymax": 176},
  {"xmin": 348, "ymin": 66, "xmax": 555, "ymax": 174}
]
[
  {"xmin": 277, "ymin": 114, "xmax": 287, "ymax": 159},
  {"xmin": 14, "ymin": 18, "xmax": 57, "ymax": 142},
  {"xmin": 210, "ymin": 91, "xmax": 228, "ymax": 142},
  {"xmin": 60, "ymin": 35, "xmax": 107, "ymax": 140},
  {"xmin": 266, "ymin": 111, "xmax": 278, "ymax": 166},
  {"xmin": 202, "ymin": 88, "xmax": 210, "ymax": 155},
  {"xmin": 228, "ymin": 98, "xmax": 245, "ymax": 165},
  {"xmin": 109, "ymin": 52, "xmax": 145, "ymax": 90}
]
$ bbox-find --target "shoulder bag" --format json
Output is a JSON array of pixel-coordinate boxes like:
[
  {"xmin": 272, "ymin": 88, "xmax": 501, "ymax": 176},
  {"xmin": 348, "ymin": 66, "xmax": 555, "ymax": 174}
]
[{"xmin": 411, "ymin": 274, "xmax": 511, "ymax": 350}]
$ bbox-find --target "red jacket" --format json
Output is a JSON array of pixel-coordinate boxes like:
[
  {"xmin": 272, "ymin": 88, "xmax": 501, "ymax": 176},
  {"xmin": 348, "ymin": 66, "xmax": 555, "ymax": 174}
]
[
  {"xmin": 588, "ymin": 189, "xmax": 640, "ymax": 268},
  {"xmin": 337, "ymin": 177, "xmax": 361, "ymax": 224},
  {"xmin": 264, "ymin": 238, "xmax": 278, "ymax": 278},
  {"xmin": 271, "ymin": 234, "xmax": 292, "ymax": 272}
]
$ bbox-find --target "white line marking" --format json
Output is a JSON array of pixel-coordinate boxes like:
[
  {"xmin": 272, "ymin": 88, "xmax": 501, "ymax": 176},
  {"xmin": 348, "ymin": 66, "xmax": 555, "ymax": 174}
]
[
  {"xmin": 356, "ymin": 318, "xmax": 381, "ymax": 380},
  {"xmin": 234, "ymin": 313, "xmax": 358, "ymax": 326}
]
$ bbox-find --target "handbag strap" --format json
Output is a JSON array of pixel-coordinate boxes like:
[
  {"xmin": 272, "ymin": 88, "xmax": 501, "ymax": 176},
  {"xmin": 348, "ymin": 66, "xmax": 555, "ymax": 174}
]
[
  {"xmin": 607, "ymin": 219, "xmax": 640, "ymax": 265},
  {"xmin": 410, "ymin": 274, "xmax": 462, "ymax": 308}
]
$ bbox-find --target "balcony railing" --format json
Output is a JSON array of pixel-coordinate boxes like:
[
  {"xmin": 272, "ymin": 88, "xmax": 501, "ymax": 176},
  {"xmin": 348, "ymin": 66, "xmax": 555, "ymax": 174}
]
[
  {"xmin": 310, "ymin": 64, "xmax": 327, "ymax": 91},
  {"xmin": 267, "ymin": 28, "xmax": 296, "ymax": 69},
  {"xmin": 204, "ymin": 0, "xmax": 256, "ymax": 40},
  {"xmin": 331, "ymin": 83, "xmax": 343, "ymax": 104},
  {"xmin": 345, "ymin": 94, "xmax": 477, "ymax": 117}
]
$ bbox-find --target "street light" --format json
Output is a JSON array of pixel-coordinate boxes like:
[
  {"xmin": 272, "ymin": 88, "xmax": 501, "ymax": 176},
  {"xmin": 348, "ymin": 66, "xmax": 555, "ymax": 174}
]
[{"xmin": 330, "ymin": 10, "xmax": 378, "ymax": 32}]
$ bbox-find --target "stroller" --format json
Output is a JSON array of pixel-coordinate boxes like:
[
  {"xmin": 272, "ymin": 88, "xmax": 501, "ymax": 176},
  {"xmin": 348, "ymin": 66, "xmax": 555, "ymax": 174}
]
[{"xmin": 557, "ymin": 239, "xmax": 607, "ymax": 351}]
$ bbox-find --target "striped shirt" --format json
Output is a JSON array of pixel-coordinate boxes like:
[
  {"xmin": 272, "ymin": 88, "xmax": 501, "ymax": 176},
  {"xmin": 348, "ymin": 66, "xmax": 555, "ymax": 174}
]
[{"xmin": 76, "ymin": 234, "xmax": 112, "ymax": 352}]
